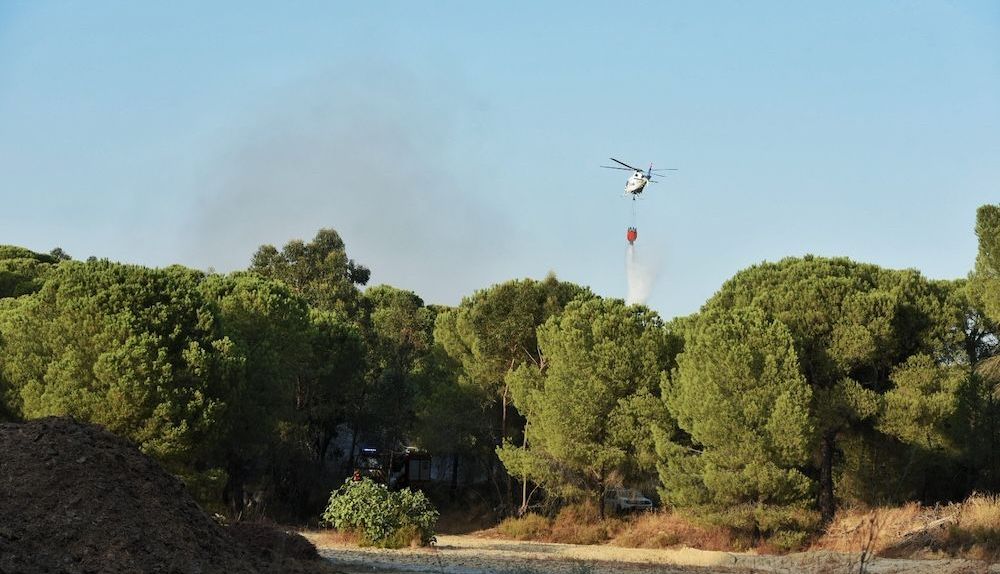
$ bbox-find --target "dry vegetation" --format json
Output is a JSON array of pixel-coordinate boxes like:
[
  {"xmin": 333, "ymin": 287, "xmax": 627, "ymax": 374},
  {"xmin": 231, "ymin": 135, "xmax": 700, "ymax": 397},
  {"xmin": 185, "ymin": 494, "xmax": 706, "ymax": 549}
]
[
  {"xmin": 816, "ymin": 494, "xmax": 1000, "ymax": 562},
  {"xmin": 498, "ymin": 502, "xmax": 741, "ymax": 550},
  {"xmin": 499, "ymin": 506, "xmax": 780, "ymax": 553},
  {"xmin": 611, "ymin": 511, "xmax": 740, "ymax": 552},
  {"xmin": 499, "ymin": 502, "xmax": 622, "ymax": 544},
  {"xmin": 495, "ymin": 495, "xmax": 1000, "ymax": 564},
  {"xmin": 307, "ymin": 529, "xmax": 363, "ymax": 547}
]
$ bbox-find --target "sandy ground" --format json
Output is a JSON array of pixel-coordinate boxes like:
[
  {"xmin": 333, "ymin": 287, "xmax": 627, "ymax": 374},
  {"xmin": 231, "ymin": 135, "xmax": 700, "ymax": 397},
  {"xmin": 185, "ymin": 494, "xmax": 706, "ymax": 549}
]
[{"xmin": 304, "ymin": 532, "xmax": 998, "ymax": 574}]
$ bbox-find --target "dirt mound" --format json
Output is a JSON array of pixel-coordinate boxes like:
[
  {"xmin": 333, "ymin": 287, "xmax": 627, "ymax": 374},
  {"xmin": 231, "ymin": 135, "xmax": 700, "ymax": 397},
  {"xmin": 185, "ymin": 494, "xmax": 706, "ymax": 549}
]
[
  {"xmin": 228, "ymin": 522, "xmax": 321, "ymax": 562},
  {"xmin": 0, "ymin": 417, "xmax": 335, "ymax": 574}
]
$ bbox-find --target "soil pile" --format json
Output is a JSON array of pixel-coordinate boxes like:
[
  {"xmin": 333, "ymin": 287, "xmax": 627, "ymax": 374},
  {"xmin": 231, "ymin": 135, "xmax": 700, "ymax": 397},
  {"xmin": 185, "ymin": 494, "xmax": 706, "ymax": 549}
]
[
  {"xmin": 227, "ymin": 523, "xmax": 329, "ymax": 574},
  {"xmin": 0, "ymin": 417, "xmax": 334, "ymax": 574}
]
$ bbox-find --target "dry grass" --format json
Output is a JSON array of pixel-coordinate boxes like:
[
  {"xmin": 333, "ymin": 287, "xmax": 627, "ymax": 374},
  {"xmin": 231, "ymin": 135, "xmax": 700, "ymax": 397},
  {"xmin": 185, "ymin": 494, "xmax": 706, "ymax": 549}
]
[
  {"xmin": 549, "ymin": 503, "xmax": 624, "ymax": 545},
  {"xmin": 611, "ymin": 510, "xmax": 740, "ymax": 551},
  {"xmin": 815, "ymin": 501, "xmax": 926, "ymax": 555},
  {"xmin": 496, "ymin": 494, "xmax": 1000, "ymax": 562},
  {"xmin": 944, "ymin": 493, "xmax": 1000, "ymax": 562},
  {"xmin": 954, "ymin": 493, "xmax": 1000, "ymax": 531},
  {"xmin": 497, "ymin": 502, "xmax": 627, "ymax": 545},
  {"xmin": 498, "ymin": 513, "xmax": 552, "ymax": 540},
  {"xmin": 499, "ymin": 505, "xmax": 747, "ymax": 551},
  {"xmin": 308, "ymin": 528, "xmax": 362, "ymax": 547},
  {"xmin": 815, "ymin": 494, "xmax": 1000, "ymax": 563}
]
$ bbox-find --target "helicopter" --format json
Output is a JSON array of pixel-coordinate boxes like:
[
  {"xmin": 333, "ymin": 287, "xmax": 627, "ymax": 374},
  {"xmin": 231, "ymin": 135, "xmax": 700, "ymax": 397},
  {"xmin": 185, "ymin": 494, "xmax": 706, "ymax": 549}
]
[{"xmin": 601, "ymin": 158, "xmax": 676, "ymax": 198}]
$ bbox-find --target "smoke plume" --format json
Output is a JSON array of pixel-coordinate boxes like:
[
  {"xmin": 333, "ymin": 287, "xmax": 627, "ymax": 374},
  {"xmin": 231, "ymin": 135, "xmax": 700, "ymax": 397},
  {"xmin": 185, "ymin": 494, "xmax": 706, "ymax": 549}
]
[{"xmin": 184, "ymin": 64, "xmax": 517, "ymax": 304}]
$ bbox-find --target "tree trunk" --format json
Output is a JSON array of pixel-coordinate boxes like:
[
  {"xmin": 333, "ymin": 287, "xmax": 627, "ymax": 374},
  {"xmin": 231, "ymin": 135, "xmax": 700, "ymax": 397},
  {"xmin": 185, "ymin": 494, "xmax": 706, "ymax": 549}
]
[
  {"xmin": 318, "ymin": 430, "xmax": 331, "ymax": 467},
  {"xmin": 347, "ymin": 423, "xmax": 360, "ymax": 473},
  {"xmin": 223, "ymin": 458, "xmax": 246, "ymax": 519},
  {"xmin": 518, "ymin": 426, "xmax": 529, "ymax": 516},
  {"xmin": 818, "ymin": 430, "xmax": 836, "ymax": 524},
  {"xmin": 597, "ymin": 465, "xmax": 607, "ymax": 520},
  {"xmin": 501, "ymin": 387, "xmax": 508, "ymax": 439},
  {"xmin": 450, "ymin": 454, "xmax": 459, "ymax": 501},
  {"xmin": 598, "ymin": 488, "xmax": 606, "ymax": 520},
  {"xmin": 501, "ymin": 385, "xmax": 513, "ymax": 513}
]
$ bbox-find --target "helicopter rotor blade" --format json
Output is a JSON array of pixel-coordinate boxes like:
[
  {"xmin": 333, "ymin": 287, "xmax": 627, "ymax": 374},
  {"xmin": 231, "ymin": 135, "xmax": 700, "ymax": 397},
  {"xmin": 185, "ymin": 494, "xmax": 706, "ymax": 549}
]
[
  {"xmin": 650, "ymin": 168, "xmax": 679, "ymax": 172},
  {"xmin": 600, "ymin": 165, "xmax": 633, "ymax": 171},
  {"xmin": 610, "ymin": 158, "xmax": 642, "ymax": 171}
]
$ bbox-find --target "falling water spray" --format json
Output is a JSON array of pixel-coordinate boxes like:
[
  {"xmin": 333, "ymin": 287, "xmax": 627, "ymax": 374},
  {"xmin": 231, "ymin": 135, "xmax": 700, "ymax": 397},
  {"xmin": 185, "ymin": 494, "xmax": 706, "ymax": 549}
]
[{"xmin": 626, "ymin": 243, "xmax": 655, "ymax": 305}]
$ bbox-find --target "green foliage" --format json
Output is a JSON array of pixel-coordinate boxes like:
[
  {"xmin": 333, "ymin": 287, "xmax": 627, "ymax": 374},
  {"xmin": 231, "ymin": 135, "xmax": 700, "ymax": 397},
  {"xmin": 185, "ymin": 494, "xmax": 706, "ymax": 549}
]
[
  {"xmin": 434, "ymin": 275, "xmax": 592, "ymax": 405},
  {"xmin": 0, "ymin": 245, "xmax": 59, "ymax": 299},
  {"xmin": 957, "ymin": 368, "xmax": 1000, "ymax": 492},
  {"xmin": 765, "ymin": 529, "xmax": 812, "ymax": 552},
  {"xmin": 197, "ymin": 271, "xmax": 360, "ymax": 517},
  {"xmin": 499, "ymin": 297, "xmax": 674, "ymax": 504},
  {"xmin": 435, "ymin": 275, "xmax": 592, "ymax": 512},
  {"xmin": 250, "ymin": 228, "xmax": 369, "ymax": 318},
  {"xmin": 0, "ymin": 245, "xmax": 57, "ymax": 264},
  {"xmin": 410, "ymin": 345, "xmax": 484, "ymax": 455},
  {"xmin": 661, "ymin": 307, "xmax": 814, "ymax": 512},
  {"xmin": 1, "ymin": 206, "xmax": 995, "ymax": 533},
  {"xmin": 687, "ymin": 255, "xmax": 964, "ymax": 517},
  {"xmin": 689, "ymin": 503, "xmax": 820, "ymax": 550},
  {"xmin": 247, "ymin": 229, "xmax": 370, "ymax": 474},
  {"xmin": 880, "ymin": 354, "xmax": 965, "ymax": 452},
  {"xmin": 350, "ymin": 285, "xmax": 436, "ymax": 447},
  {"xmin": 299, "ymin": 309, "xmax": 364, "ymax": 460},
  {"xmin": 970, "ymin": 204, "xmax": 1000, "ymax": 324},
  {"xmin": 198, "ymin": 273, "xmax": 310, "ymax": 455},
  {"xmin": 0, "ymin": 253, "xmax": 367, "ymax": 518},
  {"xmin": 0, "ymin": 260, "xmax": 231, "ymax": 464},
  {"xmin": 321, "ymin": 479, "xmax": 438, "ymax": 547}
]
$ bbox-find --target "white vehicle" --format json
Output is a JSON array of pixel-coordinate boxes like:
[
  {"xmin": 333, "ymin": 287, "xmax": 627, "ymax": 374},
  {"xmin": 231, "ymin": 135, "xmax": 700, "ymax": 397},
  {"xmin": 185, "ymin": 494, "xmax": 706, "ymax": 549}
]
[{"xmin": 604, "ymin": 487, "xmax": 654, "ymax": 513}]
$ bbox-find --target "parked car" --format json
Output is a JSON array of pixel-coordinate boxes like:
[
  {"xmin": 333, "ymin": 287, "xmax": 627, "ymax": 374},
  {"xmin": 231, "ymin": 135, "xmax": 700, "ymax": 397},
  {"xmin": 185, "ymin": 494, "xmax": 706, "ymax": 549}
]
[{"xmin": 604, "ymin": 487, "xmax": 653, "ymax": 513}]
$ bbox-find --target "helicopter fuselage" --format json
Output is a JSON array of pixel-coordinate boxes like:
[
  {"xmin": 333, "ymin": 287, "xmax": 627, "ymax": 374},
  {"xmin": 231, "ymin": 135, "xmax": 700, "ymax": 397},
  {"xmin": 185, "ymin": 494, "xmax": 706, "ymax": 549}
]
[{"xmin": 625, "ymin": 171, "xmax": 649, "ymax": 196}]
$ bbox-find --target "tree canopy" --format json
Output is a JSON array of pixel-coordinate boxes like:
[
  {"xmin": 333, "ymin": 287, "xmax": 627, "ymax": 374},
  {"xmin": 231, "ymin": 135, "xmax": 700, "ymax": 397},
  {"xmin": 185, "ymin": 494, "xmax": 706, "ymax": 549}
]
[
  {"xmin": 682, "ymin": 256, "xmax": 963, "ymax": 520},
  {"xmin": 0, "ymin": 261, "xmax": 230, "ymax": 464},
  {"xmin": 0, "ymin": 245, "xmax": 59, "ymax": 299},
  {"xmin": 661, "ymin": 307, "xmax": 813, "ymax": 510},
  {"xmin": 0, "ymin": 204, "xmax": 995, "ymax": 529},
  {"xmin": 250, "ymin": 228, "xmax": 369, "ymax": 318},
  {"xmin": 499, "ymin": 297, "xmax": 673, "ymax": 514},
  {"xmin": 970, "ymin": 204, "xmax": 1000, "ymax": 325}
]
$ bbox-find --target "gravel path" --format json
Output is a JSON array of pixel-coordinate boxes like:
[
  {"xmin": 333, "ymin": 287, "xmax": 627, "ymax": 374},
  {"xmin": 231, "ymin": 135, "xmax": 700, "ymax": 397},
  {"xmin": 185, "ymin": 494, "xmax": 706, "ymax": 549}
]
[{"xmin": 304, "ymin": 533, "xmax": 996, "ymax": 574}]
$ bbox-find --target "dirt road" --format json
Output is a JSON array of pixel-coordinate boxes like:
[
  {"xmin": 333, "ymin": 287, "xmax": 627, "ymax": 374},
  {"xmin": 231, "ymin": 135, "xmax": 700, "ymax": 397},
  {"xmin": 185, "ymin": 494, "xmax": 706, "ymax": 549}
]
[{"xmin": 305, "ymin": 533, "xmax": 996, "ymax": 574}]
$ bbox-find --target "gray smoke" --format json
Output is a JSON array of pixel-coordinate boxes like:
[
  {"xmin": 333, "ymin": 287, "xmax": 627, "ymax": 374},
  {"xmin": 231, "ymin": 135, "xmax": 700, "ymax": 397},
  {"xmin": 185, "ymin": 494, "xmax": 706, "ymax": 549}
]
[{"xmin": 184, "ymin": 65, "xmax": 516, "ymax": 304}]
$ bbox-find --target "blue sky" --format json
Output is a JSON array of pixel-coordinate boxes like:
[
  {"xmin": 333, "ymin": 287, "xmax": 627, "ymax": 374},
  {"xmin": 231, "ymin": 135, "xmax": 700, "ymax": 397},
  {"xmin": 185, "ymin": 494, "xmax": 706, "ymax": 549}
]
[{"xmin": 1, "ymin": 2, "xmax": 998, "ymax": 319}]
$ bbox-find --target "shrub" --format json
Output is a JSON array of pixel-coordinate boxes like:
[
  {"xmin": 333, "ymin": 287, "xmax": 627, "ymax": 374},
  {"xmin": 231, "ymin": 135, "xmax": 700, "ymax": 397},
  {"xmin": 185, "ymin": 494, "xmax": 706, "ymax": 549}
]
[
  {"xmin": 498, "ymin": 513, "xmax": 551, "ymax": 540},
  {"xmin": 817, "ymin": 502, "xmax": 923, "ymax": 555},
  {"xmin": 944, "ymin": 494, "xmax": 1000, "ymax": 561},
  {"xmin": 764, "ymin": 529, "xmax": 811, "ymax": 553},
  {"xmin": 694, "ymin": 504, "xmax": 819, "ymax": 549},
  {"xmin": 497, "ymin": 503, "xmax": 625, "ymax": 545},
  {"xmin": 321, "ymin": 478, "xmax": 438, "ymax": 548},
  {"xmin": 611, "ymin": 510, "xmax": 737, "ymax": 551},
  {"xmin": 549, "ymin": 503, "xmax": 623, "ymax": 545}
]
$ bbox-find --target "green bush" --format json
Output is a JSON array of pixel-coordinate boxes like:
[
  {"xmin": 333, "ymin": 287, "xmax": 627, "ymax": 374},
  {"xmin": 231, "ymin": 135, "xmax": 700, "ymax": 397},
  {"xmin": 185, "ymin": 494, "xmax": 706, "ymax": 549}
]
[
  {"xmin": 686, "ymin": 503, "xmax": 819, "ymax": 552},
  {"xmin": 321, "ymin": 478, "xmax": 438, "ymax": 548},
  {"xmin": 766, "ymin": 529, "xmax": 811, "ymax": 552}
]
